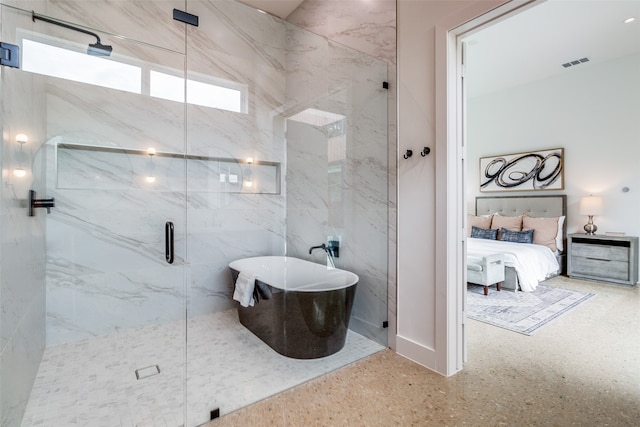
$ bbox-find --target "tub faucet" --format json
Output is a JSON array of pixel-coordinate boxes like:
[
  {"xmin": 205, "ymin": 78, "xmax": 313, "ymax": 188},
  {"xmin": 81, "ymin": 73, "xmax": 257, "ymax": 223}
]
[
  {"xmin": 309, "ymin": 244, "xmax": 336, "ymax": 268},
  {"xmin": 309, "ymin": 244, "xmax": 328, "ymax": 255}
]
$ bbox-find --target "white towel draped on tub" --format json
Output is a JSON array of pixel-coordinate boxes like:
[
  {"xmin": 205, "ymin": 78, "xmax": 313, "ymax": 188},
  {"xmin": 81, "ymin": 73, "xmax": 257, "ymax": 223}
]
[{"xmin": 233, "ymin": 272, "xmax": 257, "ymax": 307}]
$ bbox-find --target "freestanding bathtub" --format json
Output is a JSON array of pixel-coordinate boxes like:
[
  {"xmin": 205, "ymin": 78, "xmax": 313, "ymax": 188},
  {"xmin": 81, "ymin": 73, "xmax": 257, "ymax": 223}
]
[{"xmin": 229, "ymin": 256, "xmax": 358, "ymax": 359}]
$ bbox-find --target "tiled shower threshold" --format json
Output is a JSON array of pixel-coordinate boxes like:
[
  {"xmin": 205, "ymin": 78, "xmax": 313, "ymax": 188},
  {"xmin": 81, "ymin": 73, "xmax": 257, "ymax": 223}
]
[{"xmin": 21, "ymin": 309, "xmax": 384, "ymax": 427}]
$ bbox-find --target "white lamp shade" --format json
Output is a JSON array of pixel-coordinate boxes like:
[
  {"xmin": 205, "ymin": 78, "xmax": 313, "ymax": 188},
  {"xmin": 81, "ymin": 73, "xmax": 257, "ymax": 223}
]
[{"xmin": 579, "ymin": 196, "xmax": 603, "ymax": 216}]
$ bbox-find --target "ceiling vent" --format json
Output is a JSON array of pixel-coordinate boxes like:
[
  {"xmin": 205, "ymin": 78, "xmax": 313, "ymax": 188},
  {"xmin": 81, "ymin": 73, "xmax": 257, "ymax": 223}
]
[{"xmin": 562, "ymin": 57, "xmax": 590, "ymax": 68}]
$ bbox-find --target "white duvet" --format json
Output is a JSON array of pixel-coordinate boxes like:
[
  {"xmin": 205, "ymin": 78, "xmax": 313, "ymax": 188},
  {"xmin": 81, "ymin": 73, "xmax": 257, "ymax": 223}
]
[{"xmin": 467, "ymin": 238, "xmax": 560, "ymax": 292}]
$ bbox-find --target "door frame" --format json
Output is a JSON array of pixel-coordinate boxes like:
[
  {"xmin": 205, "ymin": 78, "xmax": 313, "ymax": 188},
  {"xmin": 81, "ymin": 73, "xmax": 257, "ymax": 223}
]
[{"xmin": 435, "ymin": 0, "xmax": 543, "ymax": 373}]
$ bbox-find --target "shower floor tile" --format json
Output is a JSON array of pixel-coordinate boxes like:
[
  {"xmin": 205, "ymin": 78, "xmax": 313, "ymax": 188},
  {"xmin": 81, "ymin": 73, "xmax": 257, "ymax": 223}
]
[{"xmin": 20, "ymin": 309, "xmax": 384, "ymax": 427}]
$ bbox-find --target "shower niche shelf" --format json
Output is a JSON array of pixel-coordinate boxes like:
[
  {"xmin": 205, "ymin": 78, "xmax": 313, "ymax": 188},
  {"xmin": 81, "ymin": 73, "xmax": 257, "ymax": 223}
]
[{"xmin": 55, "ymin": 142, "xmax": 281, "ymax": 194}]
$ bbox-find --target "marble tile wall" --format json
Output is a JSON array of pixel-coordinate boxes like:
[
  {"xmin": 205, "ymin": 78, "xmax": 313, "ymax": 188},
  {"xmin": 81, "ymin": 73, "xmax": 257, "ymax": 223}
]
[
  {"xmin": 39, "ymin": 0, "xmax": 288, "ymax": 345},
  {"xmin": 0, "ymin": 5, "xmax": 48, "ymax": 426},
  {"xmin": 287, "ymin": 0, "xmax": 397, "ymax": 347},
  {"xmin": 43, "ymin": 48, "xmax": 190, "ymax": 345},
  {"xmin": 284, "ymin": 25, "xmax": 389, "ymax": 344},
  {"xmin": 185, "ymin": 1, "xmax": 288, "ymax": 319},
  {"xmin": 38, "ymin": 0, "xmax": 389, "ymax": 346},
  {"xmin": 2, "ymin": 0, "xmax": 390, "ymax": 423},
  {"xmin": 286, "ymin": 0, "xmax": 396, "ymax": 345},
  {"xmin": 46, "ymin": 0, "xmax": 187, "ymax": 54}
]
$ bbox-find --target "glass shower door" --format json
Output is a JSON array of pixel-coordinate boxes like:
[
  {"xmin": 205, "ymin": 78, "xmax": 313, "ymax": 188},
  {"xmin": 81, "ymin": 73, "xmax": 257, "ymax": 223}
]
[{"xmin": 0, "ymin": 5, "xmax": 188, "ymax": 426}]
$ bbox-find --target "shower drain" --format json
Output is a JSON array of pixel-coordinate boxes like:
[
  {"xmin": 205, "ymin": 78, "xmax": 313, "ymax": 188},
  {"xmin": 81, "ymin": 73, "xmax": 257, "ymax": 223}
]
[{"xmin": 135, "ymin": 364, "xmax": 161, "ymax": 380}]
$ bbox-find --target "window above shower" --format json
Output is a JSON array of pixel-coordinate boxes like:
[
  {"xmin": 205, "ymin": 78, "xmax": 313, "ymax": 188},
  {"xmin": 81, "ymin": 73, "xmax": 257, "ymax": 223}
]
[{"xmin": 21, "ymin": 37, "xmax": 247, "ymax": 113}]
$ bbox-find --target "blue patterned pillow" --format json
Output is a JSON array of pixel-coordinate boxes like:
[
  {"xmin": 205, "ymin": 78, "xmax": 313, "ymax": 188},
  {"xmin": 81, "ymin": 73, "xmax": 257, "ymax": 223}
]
[
  {"xmin": 499, "ymin": 227, "xmax": 534, "ymax": 244},
  {"xmin": 471, "ymin": 226, "xmax": 498, "ymax": 240}
]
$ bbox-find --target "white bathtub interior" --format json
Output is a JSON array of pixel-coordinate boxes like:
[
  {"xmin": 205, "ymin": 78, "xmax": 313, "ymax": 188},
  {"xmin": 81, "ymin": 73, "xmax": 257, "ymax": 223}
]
[{"xmin": 229, "ymin": 256, "xmax": 359, "ymax": 291}]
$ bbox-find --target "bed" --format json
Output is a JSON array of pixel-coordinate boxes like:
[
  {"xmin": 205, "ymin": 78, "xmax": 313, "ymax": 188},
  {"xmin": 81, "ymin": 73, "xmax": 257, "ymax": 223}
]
[{"xmin": 467, "ymin": 195, "xmax": 566, "ymax": 292}]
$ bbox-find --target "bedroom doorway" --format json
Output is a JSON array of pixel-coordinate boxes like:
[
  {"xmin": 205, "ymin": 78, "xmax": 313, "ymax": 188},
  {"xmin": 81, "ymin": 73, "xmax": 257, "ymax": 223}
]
[
  {"xmin": 437, "ymin": 5, "xmax": 639, "ymax": 410},
  {"xmin": 439, "ymin": 0, "xmax": 544, "ymax": 364}
]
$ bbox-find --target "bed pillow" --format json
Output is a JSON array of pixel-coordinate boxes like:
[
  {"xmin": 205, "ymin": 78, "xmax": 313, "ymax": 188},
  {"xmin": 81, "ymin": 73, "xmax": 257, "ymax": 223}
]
[
  {"xmin": 467, "ymin": 214, "xmax": 493, "ymax": 237},
  {"xmin": 499, "ymin": 227, "xmax": 534, "ymax": 244},
  {"xmin": 522, "ymin": 215, "xmax": 559, "ymax": 252},
  {"xmin": 490, "ymin": 214, "xmax": 523, "ymax": 231},
  {"xmin": 470, "ymin": 226, "xmax": 498, "ymax": 240},
  {"xmin": 490, "ymin": 214, "xmax": 523, "ymax": 239}
]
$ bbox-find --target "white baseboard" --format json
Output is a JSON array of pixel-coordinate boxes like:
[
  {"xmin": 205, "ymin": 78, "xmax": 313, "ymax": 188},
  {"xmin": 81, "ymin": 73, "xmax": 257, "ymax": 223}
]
[{"xmin": 395, "ymin": 335, "xmax": 440, "ymax": 374}]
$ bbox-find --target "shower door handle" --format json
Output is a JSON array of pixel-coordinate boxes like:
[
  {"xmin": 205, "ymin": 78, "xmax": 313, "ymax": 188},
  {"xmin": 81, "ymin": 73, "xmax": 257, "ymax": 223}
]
[{"xmin": 165, "ymin": 221, "xmax": 174, "ymax": 264}]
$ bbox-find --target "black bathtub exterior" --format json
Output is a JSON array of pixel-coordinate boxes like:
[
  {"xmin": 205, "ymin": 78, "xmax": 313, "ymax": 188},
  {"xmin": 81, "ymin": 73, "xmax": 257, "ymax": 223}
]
[{"xmin": 230, "ymin": 269, "xmax": 357, "ymax": 359}]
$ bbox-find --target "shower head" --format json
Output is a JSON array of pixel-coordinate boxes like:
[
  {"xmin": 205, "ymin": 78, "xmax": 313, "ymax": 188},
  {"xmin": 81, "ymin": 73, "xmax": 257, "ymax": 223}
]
[{"xmin": 87, "ymin": 42, "xmax": 112, "ymax": 57}]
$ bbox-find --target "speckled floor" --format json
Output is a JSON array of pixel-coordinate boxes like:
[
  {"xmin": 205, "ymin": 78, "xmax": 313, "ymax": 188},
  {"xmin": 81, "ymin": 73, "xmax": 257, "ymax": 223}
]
[{"xmin": 207, "ymin": 276, "xmax": 640, "ymax": 426}]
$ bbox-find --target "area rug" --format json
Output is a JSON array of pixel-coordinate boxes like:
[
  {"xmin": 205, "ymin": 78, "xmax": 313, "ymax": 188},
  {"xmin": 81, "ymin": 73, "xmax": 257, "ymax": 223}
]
[{"xmin": 466, "ymin": 283, "xmax": 595, "ymax": 335}]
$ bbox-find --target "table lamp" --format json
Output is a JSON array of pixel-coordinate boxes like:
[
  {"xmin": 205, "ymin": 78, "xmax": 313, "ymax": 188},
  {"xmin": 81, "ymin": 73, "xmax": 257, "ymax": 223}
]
[{"xmin": 579, "ymin": 195, "xmax": 603, "ymax": 235}]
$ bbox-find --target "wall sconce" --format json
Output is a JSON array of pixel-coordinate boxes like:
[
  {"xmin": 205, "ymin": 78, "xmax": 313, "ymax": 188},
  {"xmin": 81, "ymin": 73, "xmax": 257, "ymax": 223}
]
[
  {"xmin": 146, "ymin": 147, "xmax": 156, "ymax": 183},
  {"xmin": 579, "ymin": 195, "xmax": 603, "ymax": 235},
  {"xmin": 244, "ymin": 156, "xmax": 253, "ymax": 187},
  {"xmin": 13, "ymin": 133, "xmax": 28, "ymax": 177}
]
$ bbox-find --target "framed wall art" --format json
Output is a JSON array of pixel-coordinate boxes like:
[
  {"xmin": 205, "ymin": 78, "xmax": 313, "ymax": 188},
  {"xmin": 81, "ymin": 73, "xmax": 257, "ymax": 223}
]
[{"xmin": 479, "ymin": 148, "xmax": 564, "ymax": 192}]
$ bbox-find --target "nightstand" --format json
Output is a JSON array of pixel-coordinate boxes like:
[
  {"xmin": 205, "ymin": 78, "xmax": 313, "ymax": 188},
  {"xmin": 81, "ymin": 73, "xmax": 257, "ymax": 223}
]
[{"xmin": 567, "ymin": 234, "xmax": 639, "ymax": 285}]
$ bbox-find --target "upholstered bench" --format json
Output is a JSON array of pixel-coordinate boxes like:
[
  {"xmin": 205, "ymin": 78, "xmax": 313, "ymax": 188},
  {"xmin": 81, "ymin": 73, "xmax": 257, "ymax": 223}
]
[{"xmin": 467, "ymin": 253, "xmax": 505, "ymax": 295}]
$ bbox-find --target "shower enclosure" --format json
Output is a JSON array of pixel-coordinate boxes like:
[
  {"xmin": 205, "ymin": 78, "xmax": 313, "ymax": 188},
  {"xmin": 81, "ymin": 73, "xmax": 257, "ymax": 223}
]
[{"xmin": 0, "ymin": 1, "xmax": 388, "ymax": 426}]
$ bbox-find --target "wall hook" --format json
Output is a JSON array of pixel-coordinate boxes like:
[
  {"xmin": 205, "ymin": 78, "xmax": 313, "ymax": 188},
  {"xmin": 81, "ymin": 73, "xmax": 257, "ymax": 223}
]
[
  {"xmin": 403, "ymin": 149, "xmax": 413, "ymax": 159},
  {"xmin": 421, "ymin": 147, "xmax": 430, "ymax": 157}
]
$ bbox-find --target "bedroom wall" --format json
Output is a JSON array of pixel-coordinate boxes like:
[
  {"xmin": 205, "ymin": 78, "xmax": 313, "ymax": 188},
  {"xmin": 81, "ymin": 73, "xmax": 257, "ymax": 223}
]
[{"xmin": 467, "ymin": 53, "xmax": 640, "ymax": 280}]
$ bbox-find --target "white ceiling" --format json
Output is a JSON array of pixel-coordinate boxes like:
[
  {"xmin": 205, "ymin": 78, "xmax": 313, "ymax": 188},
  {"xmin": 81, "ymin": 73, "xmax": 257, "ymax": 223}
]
[
  {"xmin": 238, "ymin": 0, "xmax": 304, "ymax": 19},
  {"xmin": 465, "ymin": 0, "xmax": 640, "ymax": 98}
]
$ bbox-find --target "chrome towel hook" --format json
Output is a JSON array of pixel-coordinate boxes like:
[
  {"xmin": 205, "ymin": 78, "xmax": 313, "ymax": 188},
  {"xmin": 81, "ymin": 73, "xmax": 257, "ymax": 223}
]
[
  {"xmin": 421, "ymin": 147, "xmax": 430, "ymax": 157},
  {"xmin": 403, "ymin": 149, "xmax": 413, "ymax": 159}
]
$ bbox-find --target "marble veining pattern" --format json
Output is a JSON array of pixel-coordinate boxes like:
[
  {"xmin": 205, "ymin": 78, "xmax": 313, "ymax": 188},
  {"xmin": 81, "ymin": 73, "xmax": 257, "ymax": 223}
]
[
  {"xmin": 287, "ymin": 0, "xmax": 397, "ymax": 68},
  {"xmin": 3, "ymin": 1, "xmax": 392, "ymax": 424},
  {"xmin": 286, "ymin": 0, "xmax": 398, "ymax": 348},
  {"xmin": 41, "ymin": 0, "xmax": 389, "ymax": 348},
  {"xmin": 284, "ymin": 36, "xmax": 388, "ymax": 343},
  {"xmin": 41, "ymin": 0, "xmax": 295, "ymax": 346},
  {"xmin": 1, "ymin": 6, "xmax": 49, "ymax": 426},
  {"xmin": 46, "ymin": 0, "xmax": 187, "ymax": 54},
  {"xmin": 20, "ymin": 309, "xmax": 384, "ymax": 427}
]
